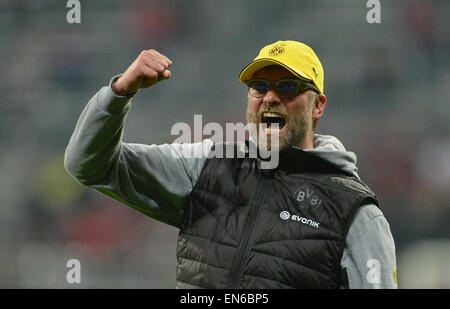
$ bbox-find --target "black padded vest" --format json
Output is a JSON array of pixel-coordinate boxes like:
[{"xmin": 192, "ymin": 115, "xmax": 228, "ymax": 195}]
[{"xmin": 176, "ymin": 142, "xmax": 378, "ymax": 289}]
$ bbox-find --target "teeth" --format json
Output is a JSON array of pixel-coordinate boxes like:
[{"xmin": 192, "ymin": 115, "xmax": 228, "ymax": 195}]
[
  {"xmin": 263, "ymin": 112, "xmax": 284, "ymax": 118},
  {"xmin": 264, "ymin": 126, "xmax": 280, "ymax": 133}
]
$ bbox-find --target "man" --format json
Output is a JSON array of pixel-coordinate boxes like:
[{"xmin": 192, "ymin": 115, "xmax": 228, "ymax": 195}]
[{"xmin": 65, "ymin": 40, "xmax": 397, "ymax": 289}]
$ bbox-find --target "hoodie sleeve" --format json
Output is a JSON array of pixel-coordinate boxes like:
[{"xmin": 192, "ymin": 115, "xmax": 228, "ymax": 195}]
[
  {"xmin": 341, "ymin": 204, "xmax": 398, "ymax": 289},
  {"xmin": 64, "ymin": 76, "xmax": 211, "ymax": 228}
]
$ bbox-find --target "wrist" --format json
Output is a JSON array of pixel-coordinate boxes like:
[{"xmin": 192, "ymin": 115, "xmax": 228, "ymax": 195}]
[
  {"xmin": 112, "ymin": 79, "xmax": 129, "ymax": 96},
  {"xmin": 109, "ymin": 75, "xmax": 137, "ymax": 97}
]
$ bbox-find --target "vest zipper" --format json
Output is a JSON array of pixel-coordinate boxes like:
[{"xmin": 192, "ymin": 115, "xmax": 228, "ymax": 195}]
[{"xmin": 226, "ymin": 175, "xmax": 269, "ymax": 289}]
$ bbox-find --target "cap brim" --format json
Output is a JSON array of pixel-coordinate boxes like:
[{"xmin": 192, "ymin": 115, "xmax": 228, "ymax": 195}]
[{"xmin": 239, "ymin": 58, "xmax": 312, "ymax": 84}]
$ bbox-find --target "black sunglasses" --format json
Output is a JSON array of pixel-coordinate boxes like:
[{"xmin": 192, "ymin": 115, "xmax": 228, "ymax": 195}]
[{"xmin": 246, "ymin": 78, "xmax": 319, "ymax": 100}]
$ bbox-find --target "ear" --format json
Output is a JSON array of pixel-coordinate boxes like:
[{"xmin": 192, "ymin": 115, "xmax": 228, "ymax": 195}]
[{"xmin": 312, "ymin": 93, "xmax": 326, "ymax": 121}]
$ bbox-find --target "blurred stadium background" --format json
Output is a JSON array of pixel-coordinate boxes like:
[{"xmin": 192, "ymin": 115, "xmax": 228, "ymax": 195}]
[{"xmin": 0, "ymin": 0, "xmax": 449, "ymax": 288}]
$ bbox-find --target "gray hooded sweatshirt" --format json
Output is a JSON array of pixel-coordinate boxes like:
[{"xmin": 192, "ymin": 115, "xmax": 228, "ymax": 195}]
[{"xmin": 64, "ymin": 76, "xmax": 398, "ymax": 289}]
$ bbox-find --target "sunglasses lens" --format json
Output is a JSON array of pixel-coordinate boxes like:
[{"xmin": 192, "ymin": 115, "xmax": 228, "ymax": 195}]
[
  {"xmin": 247, "ymin": 79, "xmax": 314, "ymax": 99},
  {"xmin": 248, "ymin": 81, "xmax": 269, "ymax": 97},
  {"xmin": 277, "ymin": 81, "xmax": 299, "ymax": 98}
]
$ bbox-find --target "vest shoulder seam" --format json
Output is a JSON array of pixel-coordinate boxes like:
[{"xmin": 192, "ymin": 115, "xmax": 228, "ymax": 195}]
[{"xmin": 297, "ymin": 175, "xmax": 372, "ymax": 197}]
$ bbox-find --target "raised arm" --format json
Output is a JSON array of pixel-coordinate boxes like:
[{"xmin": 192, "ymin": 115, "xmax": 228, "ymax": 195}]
[{"xmin": 64, "ymin": 50, "xmax": 210, "ymax": 228}]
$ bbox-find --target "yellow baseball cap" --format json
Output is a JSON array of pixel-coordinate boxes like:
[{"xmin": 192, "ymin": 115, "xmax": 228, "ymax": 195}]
[{"xmin": 239, "ymin": 40, "xmax": 324, "ymax": 94}]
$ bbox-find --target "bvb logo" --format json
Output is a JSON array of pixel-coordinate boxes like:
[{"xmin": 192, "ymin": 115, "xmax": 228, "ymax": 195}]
[
  {"xmin": 294, "ymin": 186, "xmax": 322, "ymax": 210},
  {"xmin": 269, "ymin": 45, "xmax": 285, "ymax": 56}
]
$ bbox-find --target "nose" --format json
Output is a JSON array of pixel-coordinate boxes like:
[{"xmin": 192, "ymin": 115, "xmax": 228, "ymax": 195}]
[{"xmin": 262, "ymin": 86, "xmax": 281, "ymax": 105}]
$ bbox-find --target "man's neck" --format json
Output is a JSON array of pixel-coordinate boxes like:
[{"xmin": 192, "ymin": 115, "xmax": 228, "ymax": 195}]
[{"xmin": 296, "ymin": 132, "xmax": 314, "ymax": 150}]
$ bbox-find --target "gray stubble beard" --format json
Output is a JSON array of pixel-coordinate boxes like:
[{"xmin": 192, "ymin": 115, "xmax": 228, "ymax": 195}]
[{"xmin": 246, "ymin": 99, "xmax": 314, "ymax": 152}]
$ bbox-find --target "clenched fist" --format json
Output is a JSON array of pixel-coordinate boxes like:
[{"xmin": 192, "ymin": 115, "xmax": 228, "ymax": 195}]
[{"xmin": 112, "ymin": 49, "xmax": 172, "ymax": 96}]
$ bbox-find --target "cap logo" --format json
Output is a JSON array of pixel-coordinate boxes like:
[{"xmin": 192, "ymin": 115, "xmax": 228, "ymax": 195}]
[
  {"xmin": 312, "ymin": 67, "xmax": 318, "ymax": 78},
  {"xmin": 269, "ymin": 44, "xmax": 286, "ymax": 56}
]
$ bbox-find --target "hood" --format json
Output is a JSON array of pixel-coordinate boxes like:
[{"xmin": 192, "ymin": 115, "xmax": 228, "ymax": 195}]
[
  {"xmin": 301, "ymin": 134, "xmax": 360, "ymax": 179},
  {"xmin": 245, "ymin": 133, "xmax": 360, "ymax": 178}
]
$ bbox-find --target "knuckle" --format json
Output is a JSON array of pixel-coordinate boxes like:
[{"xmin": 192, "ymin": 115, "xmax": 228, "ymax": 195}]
[
  {"xmin": 147, "ymin": 70, "xmax": 158, "ymax": 79},
  {"xmin": 136, "ymin": 55, "xmax": 144, "ymax": 64},
  {"xmin": 137, "ymin": 53, "xmax": 147, "ymax": 64},
  {"xmin": 156, "ymin": 63, "xmax": 165, "ymax": 71}
]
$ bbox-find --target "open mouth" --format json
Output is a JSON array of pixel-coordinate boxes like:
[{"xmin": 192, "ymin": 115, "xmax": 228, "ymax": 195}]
[{"xmin": 260, "ymin": 112, "xmax": 287, "ymax": 134}]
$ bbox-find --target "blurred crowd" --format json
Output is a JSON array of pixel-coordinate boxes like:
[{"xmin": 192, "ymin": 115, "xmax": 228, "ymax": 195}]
[{"xmin": 0, "ymin": 0, "xmax": 449, "ymax": 288}]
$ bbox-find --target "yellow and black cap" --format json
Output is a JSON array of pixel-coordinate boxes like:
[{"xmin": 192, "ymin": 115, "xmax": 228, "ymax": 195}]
[{"xmin": 239, "ymin": 40, "xmax": 324, "ymax": 94}]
